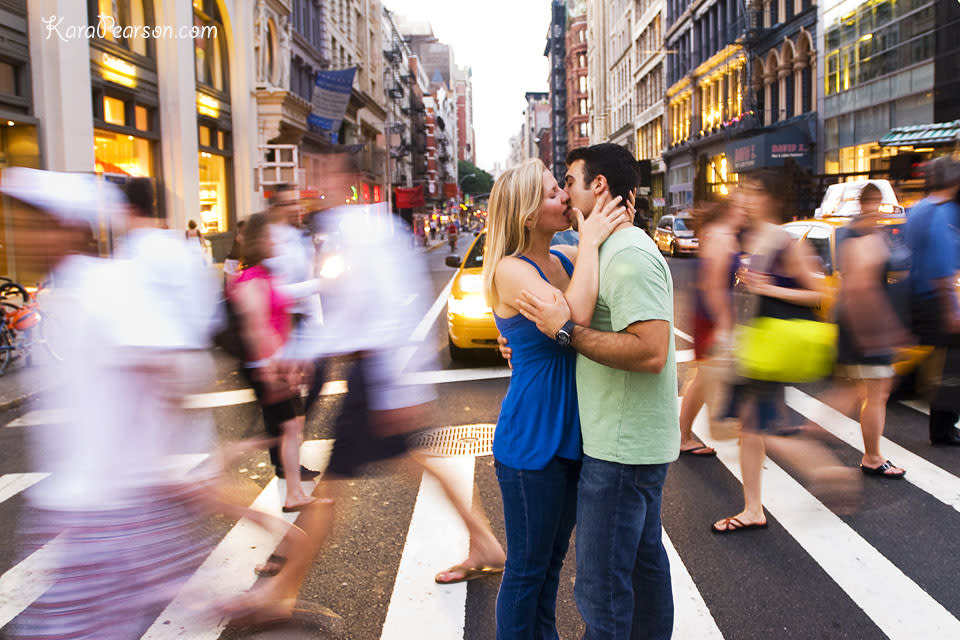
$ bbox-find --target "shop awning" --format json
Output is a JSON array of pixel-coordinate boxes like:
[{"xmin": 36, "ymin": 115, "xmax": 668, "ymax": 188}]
[{"xmin": 878, "ymin": 120, "xmax": 960, "ymax": 147}]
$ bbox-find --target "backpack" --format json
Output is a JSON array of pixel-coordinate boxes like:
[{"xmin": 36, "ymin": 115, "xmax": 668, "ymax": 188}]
[{"xmin": 213, "ymin": 290, "xmax": 247, "ymax": 359}]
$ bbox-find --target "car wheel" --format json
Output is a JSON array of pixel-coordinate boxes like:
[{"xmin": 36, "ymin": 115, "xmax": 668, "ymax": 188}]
[
  {"xmin": 448, "ymin": 336, "xmax": 471, "ymax": 363},
  {"xmin": 669, "ymin": 241, "xmax": 676, "ymax": 257}
]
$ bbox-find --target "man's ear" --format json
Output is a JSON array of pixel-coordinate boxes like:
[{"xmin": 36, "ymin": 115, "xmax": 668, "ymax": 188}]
[{"xmin": 593, "ymin": 174, "xmax": 609, "ymax": 196}]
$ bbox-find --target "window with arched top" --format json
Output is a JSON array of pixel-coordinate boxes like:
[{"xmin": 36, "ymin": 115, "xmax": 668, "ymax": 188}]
[
  {"xmin": 88, "ymin": 0, "xmax": 154, "ymax": 58},
  {"xmin": 764, "ymin": 51, "xmax": 780, "ymax": 125},
  {"xmin": 266, "ymin": 19, "xmax": 278, "ymax": 86},
  {"xmin": 194, "ymin": 0, "xmax": 229, "ymax": 94},
  {"xmin": 781, "ymin": 40, "xmax": 795, "ymax": 120}
]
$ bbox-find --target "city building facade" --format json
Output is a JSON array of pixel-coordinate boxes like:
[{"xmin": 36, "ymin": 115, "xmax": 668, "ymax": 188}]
[
  {"xmin": 454, "ymin": 65, "xmax": 475, "ymax": 164},
  {"xmin": 566, "ymin": 7, "xmax": 590, "ymax": 151},
  {"xmin": 545, "ymin": 0, "xmax": 568, "ymax": 178},
  {"xmin": 662, "ymin": 0, "xmax": 818, "ymax": 213},
  {"xmin": 381, "ymin": 7, "xmax": 414, "ymax": 194},
  {"xmin": 522, "ymin": 91, "xmax": 551, "ymax": 162},
  {"xmin": 819, "ymin": 0, "xmax": 960, "ymax": 199},
  {"xmin": 324, "ymin": 0, "xmax": 387, "ymax": 198},
  {"xmin": 606, "ymin": 0, "xmax": 635, "ymax": 152},
  {"xmin": 7, "ymin": 0, "xmax": 263, "ymax": 278},
  {"xmin": 634, "ymin": 0, "xmax": 666, "ymax": 218},
  {"xmin": 586, "ymin": 0, "xmax": 609, "ymax": 142}
]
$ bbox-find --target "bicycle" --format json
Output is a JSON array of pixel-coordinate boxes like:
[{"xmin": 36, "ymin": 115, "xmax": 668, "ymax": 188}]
[{"xmin": 0, "ymin": 281, "xmax": 62, "ymax": 375}]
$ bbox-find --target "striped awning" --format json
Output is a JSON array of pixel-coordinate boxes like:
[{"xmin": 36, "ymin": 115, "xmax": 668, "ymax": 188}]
[{"xmin": 878, "ymin": 120, "xmax": 960, "ymax": 147}]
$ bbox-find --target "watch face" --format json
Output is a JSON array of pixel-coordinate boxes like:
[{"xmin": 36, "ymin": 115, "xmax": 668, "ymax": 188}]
[{"xmin": 556, "ymin": 331, "xmax": 571, "ymax": 346}]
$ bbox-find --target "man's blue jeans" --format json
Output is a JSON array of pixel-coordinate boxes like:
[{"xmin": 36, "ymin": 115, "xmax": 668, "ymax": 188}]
[
  {"xmin": 495, "ymin": 457, "xmax": 580, "ymax": 640},
  {"xmin": 575, "ymin": 456, "xmax": 673, "ymax": 640}
]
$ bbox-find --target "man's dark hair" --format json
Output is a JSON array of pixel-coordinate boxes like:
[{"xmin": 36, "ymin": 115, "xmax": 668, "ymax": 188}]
[
  {"xmin": 123, "ymin": 177, "xmax": 159, "ymax": 218},
  {"xmin": 859, "ymin": 182, "xmax": 882, "ymax": 202},
  {"xmin": 565, "ymin": 143, "xmax": 641, "ymax": 204},
  {"xmin": 268, "ymin": 183, "xmax": 298, "ymax": 207}
]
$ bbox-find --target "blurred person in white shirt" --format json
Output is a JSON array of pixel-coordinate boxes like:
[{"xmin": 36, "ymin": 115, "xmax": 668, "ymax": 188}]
[{"xmin": 226, "ymin": 150, "xmax": 504, "ymax": 623}]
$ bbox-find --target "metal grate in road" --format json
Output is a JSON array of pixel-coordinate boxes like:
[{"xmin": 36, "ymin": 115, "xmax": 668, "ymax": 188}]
[{"xmin": 411, "ymin": 423, "xmax": 496, "ymax": 457}]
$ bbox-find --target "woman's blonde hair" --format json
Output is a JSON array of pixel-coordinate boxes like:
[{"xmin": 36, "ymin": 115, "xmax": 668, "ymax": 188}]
[{"xmin": 482, "ymin": 158, "xmax": 547, "ymax": 308}]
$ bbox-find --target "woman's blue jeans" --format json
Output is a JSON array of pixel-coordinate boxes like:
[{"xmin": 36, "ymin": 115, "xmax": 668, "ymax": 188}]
[{"xmin": 495, "ymin": 456, "xmax": 580, "ymax": 640}]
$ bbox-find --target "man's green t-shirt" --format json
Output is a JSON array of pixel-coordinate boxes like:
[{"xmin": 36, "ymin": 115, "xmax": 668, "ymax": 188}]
[{"xmin": 576, "ymin": 227, "xmax": 680, "ymax": 465}]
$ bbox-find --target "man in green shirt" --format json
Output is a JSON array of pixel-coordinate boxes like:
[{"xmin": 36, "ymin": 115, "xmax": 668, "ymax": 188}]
[{"xmin": 517, "ymin": 143, "xmax": 679, "ymax": 639}]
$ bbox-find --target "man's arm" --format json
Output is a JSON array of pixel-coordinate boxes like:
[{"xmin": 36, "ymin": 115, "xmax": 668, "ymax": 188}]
[
  {"xmin": 569, "ymin": 320, "xmax": 670, "ymax": 373},
  {"xmin": 515, "ymin": 289, "xmax": 670, "ymax": 373}
]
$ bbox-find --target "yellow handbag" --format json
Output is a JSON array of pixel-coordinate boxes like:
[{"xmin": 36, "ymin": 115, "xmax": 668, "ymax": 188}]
[{"xmin": 736, "ymin": 317, "xmax": 837, "ymax": 383}]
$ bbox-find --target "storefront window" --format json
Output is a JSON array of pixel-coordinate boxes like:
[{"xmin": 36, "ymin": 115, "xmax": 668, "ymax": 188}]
[
  {"xmin": 94, "ymin": 128, "xmax": 154, "ymax": 177},
  {"xmin": 198, "ymin": 151, "xmax": 229, "ymax": 232},
  {"xmin": 705, "ymin": 154, "xmax": 737, "ymax": 196}
]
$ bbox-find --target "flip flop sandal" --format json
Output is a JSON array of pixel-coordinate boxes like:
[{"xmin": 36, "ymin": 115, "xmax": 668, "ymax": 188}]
[
  {"xmin": 711, "ymin": 516, "xmax": 768, "ymax": 534},
  {"xmin": 860, "ymin": 460, "xmax": 906, "ymax": 479},
  {"xmin": 434, "ymin": 564, "xmax": 505, "ymax": 585},
  {"xmin": 255, "ymin": 554, "xmax": 287, "ymax": 577},
  {"xmin": 680, "ymin": 445, "xmax": 717, "ymax": 457}
]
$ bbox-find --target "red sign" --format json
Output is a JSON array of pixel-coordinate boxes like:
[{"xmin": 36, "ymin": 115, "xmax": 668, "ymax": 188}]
[
  {"xmin": 395, "ymin": 185, "xmax": 425, "ymax": 208},
  {"xmin": 443, "ymin": 182, "xmax": 458, "ymax": 199},
  {"xmin": 373, "ymin": 185, "xmax": 382, "ymax": 202},
  {"xmin": 362, "ymin": 183, "xmax": 371, "ymax": 202}
]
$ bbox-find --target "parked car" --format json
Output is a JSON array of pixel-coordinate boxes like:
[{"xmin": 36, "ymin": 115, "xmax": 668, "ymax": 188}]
[
  {"xmin": 654, "ymin": 214, "xmax": 698, "ymax": 256},
  {"xmin": 445, "ymin": 231, "xmax": 500, "ymax": 361}
]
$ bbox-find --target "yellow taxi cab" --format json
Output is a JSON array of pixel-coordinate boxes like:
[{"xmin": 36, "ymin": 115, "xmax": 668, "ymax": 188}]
[{"xmin": 445, "ymin": 230, "xmax": 500, "ymax": 361}]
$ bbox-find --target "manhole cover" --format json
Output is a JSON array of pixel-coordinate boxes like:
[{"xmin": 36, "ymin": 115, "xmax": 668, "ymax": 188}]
[{"xmin": 411, "ymin": 423, "xmax": 496, "ymax": 457}]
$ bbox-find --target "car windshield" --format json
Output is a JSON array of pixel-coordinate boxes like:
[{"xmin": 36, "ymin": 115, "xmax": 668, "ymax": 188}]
[
  {"xmin": 465, "ymin": 233, "xmax": 485, "ymax": 268},
  {"xmin": 674, "ymin": 218, "xmax": 689, "ymax": 231}
]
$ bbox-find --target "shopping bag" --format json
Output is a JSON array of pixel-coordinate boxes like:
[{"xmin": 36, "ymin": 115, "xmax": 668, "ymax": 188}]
[{"xmin": 736, "ymin": 317, "xmax": 837, "ymax": 383}]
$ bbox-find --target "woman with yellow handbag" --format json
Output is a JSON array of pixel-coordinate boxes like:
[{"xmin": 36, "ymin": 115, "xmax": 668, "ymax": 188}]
[{"xmin": 712, "ymin": 172, "xmax": 861, "ymax": 534}]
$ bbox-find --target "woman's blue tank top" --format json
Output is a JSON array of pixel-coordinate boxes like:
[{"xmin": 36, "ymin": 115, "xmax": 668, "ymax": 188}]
[{"xmin": 492, "ymin": 250, "xmax": 581, "ymax": 470}]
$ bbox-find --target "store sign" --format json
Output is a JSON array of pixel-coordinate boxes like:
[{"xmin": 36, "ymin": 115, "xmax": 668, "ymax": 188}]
[
  {"xmin": 308, "ymin": 68, "xmax": 357, "ymax": 144},
  {"xmin": 727, "ymin": 128, "xmax": 812, "ymax": 172},
  {"xmin": 101, "ymin": 52, "xmax": 136, "ymax": 88}
]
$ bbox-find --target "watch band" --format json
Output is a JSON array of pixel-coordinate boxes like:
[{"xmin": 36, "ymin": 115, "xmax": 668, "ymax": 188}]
[{"xmin": 556, "ymin": 319, "xmax": 576, "ymax": 346}]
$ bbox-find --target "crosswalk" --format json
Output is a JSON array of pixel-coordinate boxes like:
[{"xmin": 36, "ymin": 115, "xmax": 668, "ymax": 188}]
[{"xmin": 2, "ymin": 382, "xmax": 960, "ymax": 639}]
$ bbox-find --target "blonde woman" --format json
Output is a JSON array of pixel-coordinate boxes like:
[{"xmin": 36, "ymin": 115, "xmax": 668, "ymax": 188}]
[{"xmin": 483, "ymin": 158, "xmax": 627, "ymax": 638}]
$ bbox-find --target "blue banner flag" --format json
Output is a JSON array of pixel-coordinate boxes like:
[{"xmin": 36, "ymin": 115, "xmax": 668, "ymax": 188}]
[{"xmin": 308, "ymin": 67, "xmax": 357, "ymax": 143}]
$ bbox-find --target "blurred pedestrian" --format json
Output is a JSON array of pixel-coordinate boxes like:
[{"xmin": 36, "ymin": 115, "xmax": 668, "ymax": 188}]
[
  {"xmin": 712, "ymin": 171, "xmax": 859, "ymax": 534},
  {"xmin": 517, "ymin": 143, "xmax": 678, "ymax": 640},
  {"xmin": 906, "ymin": 155, "xmax": 960, "ymax": 445},
  {"xmin": 223, "ymin": 219, "xmax": 246, "ymax": 282},
  {"xmin": 262, "ymin": 184, "xmax": 323, "ymax": 482},
  {"xmin": 677, "ymin": 199, "xmax": 747, "ymax": 457},
  {"xmin": 230, "ymin": 212, "xmax": 318, "ymax": 513},
  {"xmin": 481, "ymin": 158, "xmax": 627, "ymax": 638},
  {"xmin": 801, "ymin": 183, "xmax": 909, "ymax": 477},
  {"xmin": 186, "ymin": 218, "xmax": 204, "ymax": 242},
  {"xmin": 225, "ymin": 150, "xmax": 504, "ymax": 624},
  {"xmin": 2, "ymin": 170, "xmax": 212, "ymax": 639}
]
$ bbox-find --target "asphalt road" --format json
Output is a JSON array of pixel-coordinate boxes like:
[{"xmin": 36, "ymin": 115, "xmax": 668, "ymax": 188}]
[{"xmin": 2, "ymin": 232, "xmax": 960, "ymax": 639}]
